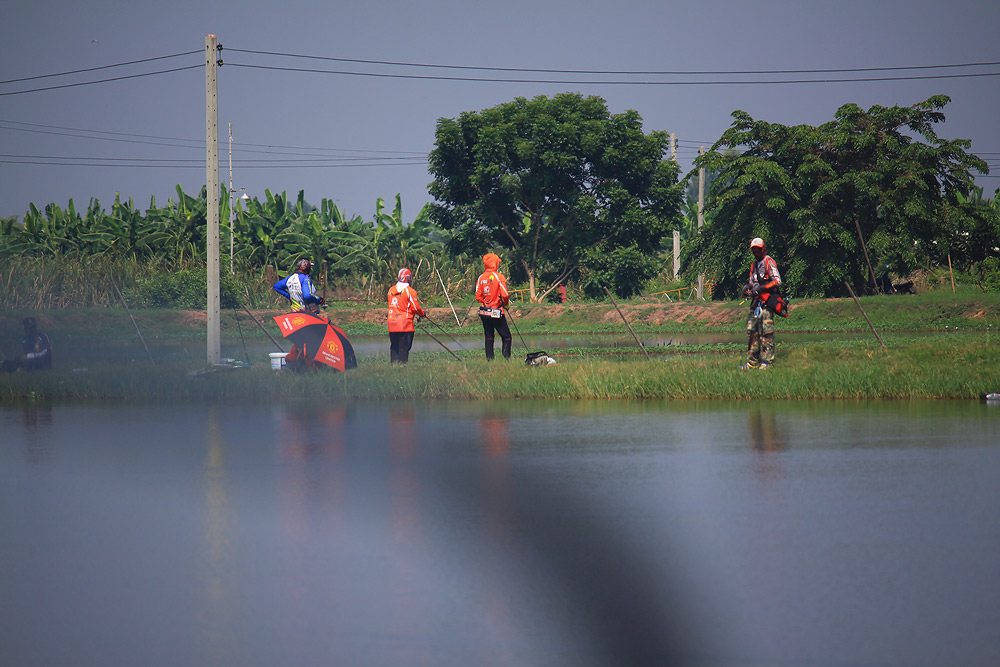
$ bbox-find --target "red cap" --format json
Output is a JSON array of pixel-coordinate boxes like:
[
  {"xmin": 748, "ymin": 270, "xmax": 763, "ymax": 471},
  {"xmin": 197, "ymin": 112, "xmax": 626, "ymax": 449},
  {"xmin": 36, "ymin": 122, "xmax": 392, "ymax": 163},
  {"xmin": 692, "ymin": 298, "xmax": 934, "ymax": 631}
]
[{"xmin": 397, "ymin": 268, "xmax": 411, "ymax": 283}]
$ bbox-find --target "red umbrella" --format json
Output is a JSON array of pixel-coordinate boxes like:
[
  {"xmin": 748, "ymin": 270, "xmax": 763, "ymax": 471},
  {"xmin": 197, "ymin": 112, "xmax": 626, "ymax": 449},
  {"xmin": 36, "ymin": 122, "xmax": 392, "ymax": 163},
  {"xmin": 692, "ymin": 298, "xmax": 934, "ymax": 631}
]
[{"xmin": 272, "ymin": 312, "xmax": 357, "ymax": 371}]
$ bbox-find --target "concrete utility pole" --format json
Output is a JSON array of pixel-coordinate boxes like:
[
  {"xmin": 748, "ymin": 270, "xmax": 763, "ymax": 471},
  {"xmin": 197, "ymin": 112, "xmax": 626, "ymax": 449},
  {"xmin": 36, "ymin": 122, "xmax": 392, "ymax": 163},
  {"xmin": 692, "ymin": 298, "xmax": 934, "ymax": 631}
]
[
  {"xmin": 697, "ymin": 146, "xmax": 705, "ymax": 300},
  {"xmin": 229, "ymin": 122, "xmax": 234, "ymax": 275},
  {"xmin": 673, "ymin": 230, "xmax": 680, "ymax": 280},
  {"xmin": 670, "ymin": 132, "xmax": 678, "ymax": 278},
  {"xmin": 206, "ymin": 34, "xmax": 220, "ymax": 365}
]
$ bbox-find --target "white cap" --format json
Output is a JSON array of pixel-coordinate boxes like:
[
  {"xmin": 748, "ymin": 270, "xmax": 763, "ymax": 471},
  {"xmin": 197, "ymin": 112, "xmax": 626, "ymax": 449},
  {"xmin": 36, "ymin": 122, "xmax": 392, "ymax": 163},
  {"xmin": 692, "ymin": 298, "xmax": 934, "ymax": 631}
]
[{"xmin": 750, "ymin": 237, "xmax": 765, "ymax": 249}]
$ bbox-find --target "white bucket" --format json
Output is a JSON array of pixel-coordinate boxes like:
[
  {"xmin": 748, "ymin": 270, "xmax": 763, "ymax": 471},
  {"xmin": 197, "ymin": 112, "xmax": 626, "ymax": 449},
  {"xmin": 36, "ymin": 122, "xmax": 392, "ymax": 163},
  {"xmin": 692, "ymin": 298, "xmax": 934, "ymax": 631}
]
[{"xmin": 269, "ymin": 352, "xmax": 288, "ymax": 371}]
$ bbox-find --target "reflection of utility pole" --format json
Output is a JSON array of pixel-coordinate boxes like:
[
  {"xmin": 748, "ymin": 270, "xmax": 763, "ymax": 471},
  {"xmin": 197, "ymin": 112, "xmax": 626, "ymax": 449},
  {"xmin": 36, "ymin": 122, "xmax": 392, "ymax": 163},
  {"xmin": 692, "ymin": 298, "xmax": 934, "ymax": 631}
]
[
  {"xmin": 206, "ymin": 34, "xmax": 220, "ymax": 366},
  {"xmin": 697, "ymin": 146, "xmax": 705, "ymax": 300}
]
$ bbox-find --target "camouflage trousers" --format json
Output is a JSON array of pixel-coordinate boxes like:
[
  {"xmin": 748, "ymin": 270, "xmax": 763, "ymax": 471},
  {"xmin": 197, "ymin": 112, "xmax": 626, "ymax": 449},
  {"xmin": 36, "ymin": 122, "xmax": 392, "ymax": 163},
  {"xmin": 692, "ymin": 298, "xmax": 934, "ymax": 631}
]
[{"xmin": 746, "ymin": 303, "xmax": 775, "ymax": 366}]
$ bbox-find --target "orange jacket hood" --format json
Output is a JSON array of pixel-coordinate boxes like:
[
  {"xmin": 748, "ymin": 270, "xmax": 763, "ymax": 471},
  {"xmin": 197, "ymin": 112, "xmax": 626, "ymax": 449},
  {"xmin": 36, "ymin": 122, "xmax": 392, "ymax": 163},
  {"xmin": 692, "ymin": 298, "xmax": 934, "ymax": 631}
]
[{"xmin": 482, "ymin": 253, "xmax": 501, "ymax": 272}]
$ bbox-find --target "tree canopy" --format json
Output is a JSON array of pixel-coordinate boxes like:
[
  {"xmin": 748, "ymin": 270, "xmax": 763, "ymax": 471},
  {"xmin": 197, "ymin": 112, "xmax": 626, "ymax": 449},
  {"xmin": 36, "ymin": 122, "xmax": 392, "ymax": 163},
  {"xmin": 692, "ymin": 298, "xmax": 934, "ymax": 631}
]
[
  {"xmin": 428, "ymin": 93, "xmax": 682, "ymax": 300},
  {"xmin": 688, "ymin": 95, "xmax": 992, "ymax": 297}
]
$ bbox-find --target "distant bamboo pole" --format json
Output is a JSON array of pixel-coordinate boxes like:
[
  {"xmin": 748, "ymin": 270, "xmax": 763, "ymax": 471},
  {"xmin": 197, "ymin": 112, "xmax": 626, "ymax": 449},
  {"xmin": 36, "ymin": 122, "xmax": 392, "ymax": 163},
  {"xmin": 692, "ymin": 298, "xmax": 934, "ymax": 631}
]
[
  {"xmin": 437, "ymin": 269, "xmax": 460, "ymax": 326},
  {"xmin": 947, "ymin": 254, "xmax": 956, "ymax": 294},
  {"xmin": 844, "ymin": 281, "xmax": 885, "ymax": 348}
]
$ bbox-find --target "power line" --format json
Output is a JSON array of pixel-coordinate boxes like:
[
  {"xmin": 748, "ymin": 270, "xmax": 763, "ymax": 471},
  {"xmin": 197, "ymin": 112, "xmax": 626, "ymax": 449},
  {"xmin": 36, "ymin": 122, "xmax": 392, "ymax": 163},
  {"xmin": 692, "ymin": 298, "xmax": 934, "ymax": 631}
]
[
  {"xmin": 0, "ymin": 158, "xmax": 427, "ymax": 168},
  {"xmin": 0, "ymin": 51, "xmax": 201, "ymax": 85},
  {"xmin": 227, "ymin": 48, "xmax": 1000, "ymax": 77},
  {"xmin": 0, "ymin": 125, "xmax": 429, "ymax": 160},
  {"xmin": 0, "ymin": 153, "xmax": 428, "ymax": 163},
  {"xmin": 0, "ymin": 120, "xmax": 428, "ymax": 157},
  {"xmin": 0, "ymin": 119, "xmax": 203, "ymax": 143},
  {"xmin": 0, "ymin": 65, "xmax": 201, "ymax": 96},
  {"xmin": 224, "ymin": 61, "xmax": 1000, "ymax": 86}
]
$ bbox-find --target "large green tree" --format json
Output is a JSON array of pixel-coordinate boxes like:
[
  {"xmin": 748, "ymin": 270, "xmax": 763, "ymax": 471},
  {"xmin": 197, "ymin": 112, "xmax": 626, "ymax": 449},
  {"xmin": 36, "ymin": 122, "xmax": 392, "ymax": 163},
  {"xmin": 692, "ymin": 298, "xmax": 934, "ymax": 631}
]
[
  {"xmin": 688, "ymin": 95, "xmax": 991, "ymax": 297},
  {"xmin": 428, "ymin": 93, "xmax": 682, "ymax": 300}
]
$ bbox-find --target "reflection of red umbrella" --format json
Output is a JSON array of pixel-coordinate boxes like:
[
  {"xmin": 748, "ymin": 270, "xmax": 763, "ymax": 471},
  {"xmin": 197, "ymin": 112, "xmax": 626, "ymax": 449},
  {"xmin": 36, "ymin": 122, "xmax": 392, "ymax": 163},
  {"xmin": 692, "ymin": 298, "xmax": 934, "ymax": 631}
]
[{"xmin": 272, "ymin": 312, "xmax": 357, "ymax": 371}]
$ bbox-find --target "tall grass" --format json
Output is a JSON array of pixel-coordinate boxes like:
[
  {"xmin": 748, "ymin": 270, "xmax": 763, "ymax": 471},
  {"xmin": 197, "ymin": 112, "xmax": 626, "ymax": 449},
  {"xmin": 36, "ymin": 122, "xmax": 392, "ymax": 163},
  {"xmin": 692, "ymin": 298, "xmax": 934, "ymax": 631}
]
[{"xmin": 3, "ymin": 337, "xmax": 997, "ymax": 402}]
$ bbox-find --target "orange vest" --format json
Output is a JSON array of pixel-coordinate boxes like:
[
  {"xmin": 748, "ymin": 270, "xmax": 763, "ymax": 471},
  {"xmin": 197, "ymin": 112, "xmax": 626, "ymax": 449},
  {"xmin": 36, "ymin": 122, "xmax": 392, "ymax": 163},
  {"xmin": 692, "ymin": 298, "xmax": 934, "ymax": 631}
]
[{"xmin": 387, "ymin": 284, "xmax": 424, "ymax": 332}]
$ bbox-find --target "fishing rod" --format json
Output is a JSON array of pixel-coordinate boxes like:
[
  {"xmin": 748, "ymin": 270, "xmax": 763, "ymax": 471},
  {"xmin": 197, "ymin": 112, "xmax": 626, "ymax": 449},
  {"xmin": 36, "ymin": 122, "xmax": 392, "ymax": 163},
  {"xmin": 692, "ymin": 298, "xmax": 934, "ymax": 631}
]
[
  {"xmin": 458, "ymin": 297, "xmax": 478, "ymax": 328},
  {"xmin": 111, "ymin": 278, "xmax": 154, "ymax": 366},
  {"xmin": 421, "ymin": 314, "xmax": 468, "ymax": 350},
  {"xmin": 231, "ymin": 305, "xmax": 252, "ymax": 365},
  {"xmin": 416, "ymin": 322, "xmax": 461, "ymax": 361},
  {"xmin": 502, "ymin": 305, "xmax": 530, "ymax": 351},
  {"xmin": 240, "ymin": 303, "xmax": 285, "ymax": 353},
  {"xmin": 603, "ymin": 286, "xmax": 651, "ymax": 360}
]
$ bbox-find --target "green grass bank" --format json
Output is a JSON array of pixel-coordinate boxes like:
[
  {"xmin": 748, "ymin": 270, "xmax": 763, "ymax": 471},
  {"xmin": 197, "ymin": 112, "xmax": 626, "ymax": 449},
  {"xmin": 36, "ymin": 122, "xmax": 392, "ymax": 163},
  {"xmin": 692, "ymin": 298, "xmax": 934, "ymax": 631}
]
[{"xmin": 2, "ymin": 291, "xmax": 998, "ymax": 401}]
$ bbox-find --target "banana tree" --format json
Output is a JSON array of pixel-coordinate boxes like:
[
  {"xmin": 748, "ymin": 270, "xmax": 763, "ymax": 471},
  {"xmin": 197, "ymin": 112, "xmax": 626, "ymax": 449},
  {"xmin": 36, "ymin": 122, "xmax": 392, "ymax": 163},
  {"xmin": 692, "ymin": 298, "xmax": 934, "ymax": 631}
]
[{"xmin": 144, "ymin": 185, "xmax": 208, "ymax": 262}]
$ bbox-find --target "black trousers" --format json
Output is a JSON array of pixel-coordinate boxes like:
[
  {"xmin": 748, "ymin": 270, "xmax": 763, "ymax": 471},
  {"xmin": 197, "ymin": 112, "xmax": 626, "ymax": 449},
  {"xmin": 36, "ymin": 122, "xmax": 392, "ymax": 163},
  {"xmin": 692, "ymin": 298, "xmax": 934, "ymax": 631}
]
[
  {"xmin": 480, "ymin": 314, "xmax": 511, "ymax": 360},
  {"xmin": 389, "ymin": 331, "xmax": 414, "ymax": 364}
]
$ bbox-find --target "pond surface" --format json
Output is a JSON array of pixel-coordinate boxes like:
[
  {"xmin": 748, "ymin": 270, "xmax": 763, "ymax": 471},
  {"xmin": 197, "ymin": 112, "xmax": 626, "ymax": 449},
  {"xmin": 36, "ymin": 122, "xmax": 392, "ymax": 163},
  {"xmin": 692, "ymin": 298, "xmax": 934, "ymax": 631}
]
[{"xmin": 2, "ymin": 399, "xmax": 999, "ymax": 666}]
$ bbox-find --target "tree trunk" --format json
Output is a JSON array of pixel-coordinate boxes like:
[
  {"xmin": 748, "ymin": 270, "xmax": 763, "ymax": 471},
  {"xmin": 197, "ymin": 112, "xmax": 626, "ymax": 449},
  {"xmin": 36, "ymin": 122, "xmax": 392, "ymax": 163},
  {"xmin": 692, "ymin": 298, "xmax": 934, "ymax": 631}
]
[{"xmin": 527, "ymin": 270, "xmax": 538, "ymax": 303}]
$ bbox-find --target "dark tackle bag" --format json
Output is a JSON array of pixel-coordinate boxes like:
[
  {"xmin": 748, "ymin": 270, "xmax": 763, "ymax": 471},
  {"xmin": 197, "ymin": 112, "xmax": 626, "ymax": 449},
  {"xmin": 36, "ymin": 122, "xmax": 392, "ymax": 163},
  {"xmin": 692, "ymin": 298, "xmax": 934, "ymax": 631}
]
[{"xmin": 764, "ymin": 291, "xmax": 790, "ymax": 317}]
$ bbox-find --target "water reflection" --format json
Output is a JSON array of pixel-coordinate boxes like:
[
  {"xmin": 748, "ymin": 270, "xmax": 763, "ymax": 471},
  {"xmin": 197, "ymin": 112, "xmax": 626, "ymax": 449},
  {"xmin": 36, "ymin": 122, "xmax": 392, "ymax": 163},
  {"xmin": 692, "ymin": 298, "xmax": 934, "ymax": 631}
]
[
  {"xmin": 16, "ymin": 401, "xmax": 54, "ymax": 466},
  {"xmin": 201, "ymin": 407, "xmax": 235, "ymax": 665},
  {"xmin": 748, "ymin": 407, "xmax": 786, "ymax": 453},
  {"xmin": 3, "ymin": 400, "xmax": 999, "ymax": 666}
]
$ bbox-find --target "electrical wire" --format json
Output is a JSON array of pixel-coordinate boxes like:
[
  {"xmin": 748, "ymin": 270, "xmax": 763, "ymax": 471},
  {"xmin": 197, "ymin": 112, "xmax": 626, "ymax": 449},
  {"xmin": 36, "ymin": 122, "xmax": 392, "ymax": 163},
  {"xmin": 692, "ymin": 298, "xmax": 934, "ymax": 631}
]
[
  {"xmin": 225, "ymin": 61, "xmax": 1000, "ymax": 85},
  {"xmin": 0, "ymin": 64, "xmax": 201, "ymax": 96},
  {"xmin": 0, "ymin": 158, "xmax": 427, "ymax": 168},
  {"xmin": 0, "ymin": 51, "xmax": 201, "ymax": 85},
  {"xmin": 0, "ymin": 120, "xmax": 428, "ymax": 157},
  {"xmin": 227, "ymin": 48, "xmax": 1000, "ymax": 77}
]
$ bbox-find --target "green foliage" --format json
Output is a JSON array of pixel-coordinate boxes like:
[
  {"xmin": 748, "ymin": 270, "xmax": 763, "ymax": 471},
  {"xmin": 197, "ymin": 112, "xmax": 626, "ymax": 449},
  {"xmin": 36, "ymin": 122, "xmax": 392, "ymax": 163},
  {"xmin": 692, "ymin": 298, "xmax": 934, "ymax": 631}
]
[
  {"xmin": 1, "ymin": 185, "xmax": 463, "ymax": 307},
  {"xmin": 428, "ymin": 92, "xmax": 683, "ymax": 301},
  {"xmin": 578, "ymin": 242, "xmax": 661, "ymax": 298},
  {"xmin": 970, "ymin": 257, "xmax": 1000, "ymax": 291},
  {"xmin": 687, "ymin": 95, "xmax": 992, "ymax": 298},
  {"xmin": 130, "ymin": 266, "xmax": 242, "ymax": 309}
]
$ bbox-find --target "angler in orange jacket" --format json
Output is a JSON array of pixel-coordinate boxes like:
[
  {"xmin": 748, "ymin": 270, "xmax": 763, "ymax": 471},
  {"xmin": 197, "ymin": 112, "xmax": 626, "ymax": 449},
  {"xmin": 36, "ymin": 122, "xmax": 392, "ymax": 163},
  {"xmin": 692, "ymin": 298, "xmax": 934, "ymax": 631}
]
[
  {"xmin": 475, "ymin": 253, "xmax": 512, "ymax": 360},
  {"xmin": 387, "ymin": 267, "xmax": 425, "ymax": 364}
]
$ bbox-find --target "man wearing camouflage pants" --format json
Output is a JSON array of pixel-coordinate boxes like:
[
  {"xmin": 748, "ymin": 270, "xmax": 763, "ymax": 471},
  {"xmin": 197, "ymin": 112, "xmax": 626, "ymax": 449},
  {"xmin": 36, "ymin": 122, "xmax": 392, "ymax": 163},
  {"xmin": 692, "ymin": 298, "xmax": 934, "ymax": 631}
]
[{"xmin": 741, "ymin": 237, "xmax": 782, "ymax": 370}]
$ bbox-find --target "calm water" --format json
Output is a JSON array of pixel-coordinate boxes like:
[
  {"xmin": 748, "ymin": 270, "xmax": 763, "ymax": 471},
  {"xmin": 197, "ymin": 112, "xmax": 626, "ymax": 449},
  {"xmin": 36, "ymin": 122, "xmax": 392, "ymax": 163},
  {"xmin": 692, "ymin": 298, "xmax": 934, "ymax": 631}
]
[{"xmin": 2, "ymin": 399, "xmax": 999, "ymax": 666}]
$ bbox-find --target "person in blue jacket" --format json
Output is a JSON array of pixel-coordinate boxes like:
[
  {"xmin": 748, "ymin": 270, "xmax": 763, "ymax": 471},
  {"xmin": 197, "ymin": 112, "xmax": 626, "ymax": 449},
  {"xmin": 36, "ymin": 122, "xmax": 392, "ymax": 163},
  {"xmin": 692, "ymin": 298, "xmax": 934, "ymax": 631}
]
[{"xmin": 273, "ymin": 259, "xmax": 324, "ymax": 313}]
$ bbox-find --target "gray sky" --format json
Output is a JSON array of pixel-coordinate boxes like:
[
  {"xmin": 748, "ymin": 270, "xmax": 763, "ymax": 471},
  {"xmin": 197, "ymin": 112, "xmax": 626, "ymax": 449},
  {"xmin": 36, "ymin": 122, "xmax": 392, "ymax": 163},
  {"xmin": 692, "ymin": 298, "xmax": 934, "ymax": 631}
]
[{"xmin": 2, "ymin": 0, "xmax": 998, "ymax": 221}]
